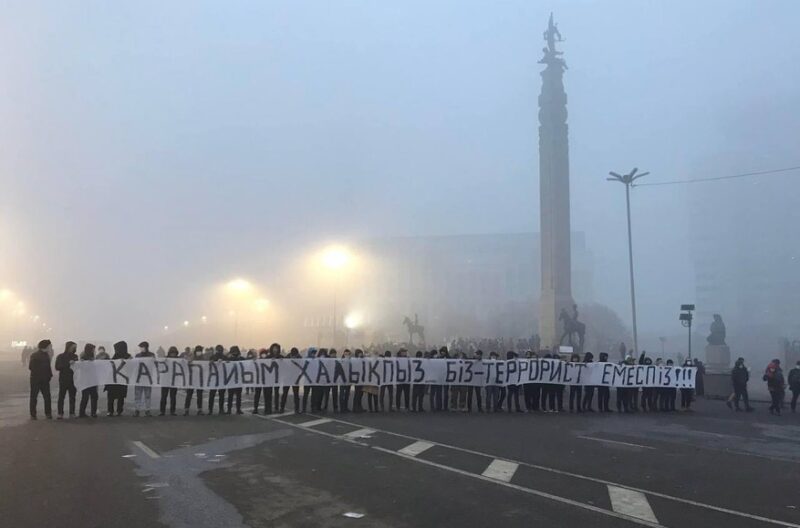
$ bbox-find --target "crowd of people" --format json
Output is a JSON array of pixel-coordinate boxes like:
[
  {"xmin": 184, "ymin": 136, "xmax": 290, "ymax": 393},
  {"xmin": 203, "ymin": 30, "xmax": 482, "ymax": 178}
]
[{"xmin": 24, "ymin": 338, "xmax": 800, "ymax": 420}]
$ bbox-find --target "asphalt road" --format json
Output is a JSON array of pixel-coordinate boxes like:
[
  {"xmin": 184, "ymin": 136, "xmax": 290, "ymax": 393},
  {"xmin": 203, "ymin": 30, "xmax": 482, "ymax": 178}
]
[{"xmin": 1, "ymin": 363, "xmax": 799, "ymax": 528}]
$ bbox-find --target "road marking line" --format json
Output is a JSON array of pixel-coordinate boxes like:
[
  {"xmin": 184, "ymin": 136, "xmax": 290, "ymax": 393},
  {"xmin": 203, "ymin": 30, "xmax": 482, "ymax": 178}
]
[
  {"xmin": 482, "ymin": 459, "xmax": 519, "ymax": 482},
  {"xmin": 273, "ymin": 411, "xmax": 296, "ymax": 418},
  {"xmin": 132, "ymin": 441, "xmax": 161, "ymax": 459},
  {"xmin": 398, "ymin": 440, "xmax": 435, "ymax": 457},
  {"xmin": 288, "ymin": 414, "xmax": 800, "ymax": 528},
  {"xmin": 373, "ymin": 446, "xmax": 661, "ymax": 528},
  {"xmin": 299, "ymin": 418, "xmax": 332, "ymax": 428},
  {"xmin": 577, "ymin": 436, "xmax": 655, "ymax": 450},
  {"xmin": 343, "ymin": 428, "xmax": 376, "ymax": 439},
  {"xmin": 608, "ymin": 485, "xmax": 659, "ymax": 524}
]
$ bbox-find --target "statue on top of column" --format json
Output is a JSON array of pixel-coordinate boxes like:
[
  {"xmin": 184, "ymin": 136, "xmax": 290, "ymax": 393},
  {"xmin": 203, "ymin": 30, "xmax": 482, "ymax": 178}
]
[{"xmin": 539, "ymin": 13, "xmax": 567, "ymax": 70}]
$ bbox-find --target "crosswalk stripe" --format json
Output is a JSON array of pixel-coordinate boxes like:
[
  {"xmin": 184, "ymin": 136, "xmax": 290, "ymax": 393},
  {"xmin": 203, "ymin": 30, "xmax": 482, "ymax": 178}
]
[
  {"xmin": 343, "ymin": 428, "xmax": 376, "ymax": 439},
  {"xmin": 481, "ymin": 459, "xmax": 519, "ymax": 482},
  {"xmin": 608, "ymin": 485, "xmax": 658, "ymax": 524},
  {"xmin": 132, "ymin": 440, "xmax": 161, "ymax": 459},
  {"xmin": 398, "ymin": 440, "xmax": 434, "ymax": 457},
  {"xmin": 299, "ymin": 418, "xmax": 332, "ymax": 428}
]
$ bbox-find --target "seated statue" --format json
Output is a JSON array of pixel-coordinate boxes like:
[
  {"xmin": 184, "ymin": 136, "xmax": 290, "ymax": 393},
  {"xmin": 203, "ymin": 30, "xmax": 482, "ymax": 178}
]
[{"xmin": 707, "ymin": 314, "xmax": 727, "ymax": 346}]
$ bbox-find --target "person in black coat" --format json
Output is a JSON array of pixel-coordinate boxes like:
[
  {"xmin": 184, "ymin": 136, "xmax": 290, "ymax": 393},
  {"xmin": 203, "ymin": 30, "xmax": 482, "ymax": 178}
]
[
  {"xmin": 104, "ymin": 341, "xmax": 130, "ymax": 416},
  {"xmin": 159, "ymin": 346, "xmax": 180, "ymax": 416},
  {"xmin": 581, "ymin": 352, "xmax": 595, "ymax": 411},
  {"xmin": 207, "ymin": 345, "xmax": 227, "ymax": 415},
  {"xmin": 252, "ymin": 348, "xmax": 272, "ymax": 415},
  {"xmin": 29, "ymin": 339, "xmax": 54, "ymax": 419},
  {"xmin": 226, "ymin": 346, "xmax": 244, "ymax": 414},
  {"xmin": 78, "ymin": 343, "xmax": 98, "ymax": 417},
  {"xmin": 55, "ymin": 341, "xmax": 79, "ymax": 418},
  {"xmin": 184, "ymin": 345, "xmax": 206, "ymax": 415},
  {"xmin": 597, "ymin": 352, "xmax": 612, "ymax": 412}
]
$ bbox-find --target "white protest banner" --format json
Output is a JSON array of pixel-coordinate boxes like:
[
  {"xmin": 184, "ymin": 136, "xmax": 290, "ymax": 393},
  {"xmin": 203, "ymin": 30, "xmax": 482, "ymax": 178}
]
[{"xmin": 74, "ymin": 358, "xmax": 696, "ymax": 392}]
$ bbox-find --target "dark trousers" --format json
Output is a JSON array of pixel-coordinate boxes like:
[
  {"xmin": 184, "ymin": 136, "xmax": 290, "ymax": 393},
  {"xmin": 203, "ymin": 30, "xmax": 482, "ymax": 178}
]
[
  {"xmin": 253, "ymin": 387, "xmax": 273, "ymax": 414},
  {"xmin": 411, "ymin": 385, "xmax": 425, "ymax": 411},
  {"xmin": 467, "ymin": 386, "xmax": 483, "ymax": 412},
  {"xmin": 58, "ymin": 382, "xmax": 77, "ymax": 416},
  {"xmin": 616, "ymin": 388, "xmax": 629, "ymax": 412},
  {"xmin": 680, "ymin": 388, "xmax": 693, "ymax": 409},
  {"xmin": 790, "ymin": 389, "xmax": 799, "ymax": 412},
  {"xmin": 569, "ymin": 386, "xmax": 583, "ymax": 412},
  {"xmin": 769, "ymin": 390, "xmax": 784, "ymax": 413},
  {"xmin": 582, "ymin": 386, "xmax": 595, "ymax": 410},
  {"xmin": 506, "ymin": 385, "xmax": 521, "ymax": 412},
  {"xmin": 379, "ymin": 385, "xmax": 394, "ymax": 411},
  {"xmin": 396, "ymin": 384, "xmax": 410, "ymax": 410},
  {"xmin": 302, "ymin": 386, "xmax": 312, "ymax": 412},
  {"xmin": 30, "ymin": 379, "xmax": 52, "ymax": 418},
  {"xmin": 79, "ymin": 387, "xmax": 98, "ymax": 416},
  {"xmin": 273, "ymin": 387, "xmax": 281, "ymax": 413},
  {"xmin": 159, "ymin": 387, "xmax": 177, "ymax": 414},
  {"xmin": 442, "ymin": 386, "xmax": 450, "ymax": 411},
  {"xmin": 208, "ymin": 389, "xmax": 226, "ymax": 413},
  {"xmin": 107, "ymin": 390, "xmax": 125, "ymax": 415},
  {"xmin": 497, "ymin": 386, "xmax": 507, "ymax": 410},
  {"xmin": 367, "ymin": 392, "xmax": 378, "ymax": 412},
  {"xmin": 733, "ymin": 384, "xmax": 750, "ymax": 410},
  {"xmin": 523, "ymin": 383, "xmax": 538, "ymax": 411},
  {"xmin": 429, "ymin": 385, "xmax": 442, "ymax": 411},
  {"xmin": 598, "ymin": 386, "xmax": 611, "ymax": 411},
  {"xmin": 330, "ymin": 386, "xmax": 339, "ymax": 412},
  {"xmin": 227, "ymin": 388, "xmax": 242, "ymax": 413},
  {"xmin": 282, "ymin": 386, "xmax": 298, "ymax": 412},
  {"xmin": 184, "ymin": 389, "xmax": 203, "ymax": 411},
  {"xmin": 339, "ymin": 385, "xmax": 351, "ymax": 412}
]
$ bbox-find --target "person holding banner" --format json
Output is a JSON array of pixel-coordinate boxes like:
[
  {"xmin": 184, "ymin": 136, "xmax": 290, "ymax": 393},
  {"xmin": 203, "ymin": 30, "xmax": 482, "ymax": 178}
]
[
  {"xmin": 133, "ymin": 341, "xmax": 155, "ymax": 417},
  {"xmin": 467, "ymin": 350, "xmax": 484, "ymax": 413},
  {"xmin": 184, "ymin": 345, "xmax": 205, "ymax": 415},
  {"xmin": 252, "ymin": 348, "xmax": 272, "ymax": 415},
  {"xmin": 158, "ymin": 346, "xmax": 179, "ymax": 416},
  {"xmin": 55, "ymin": 341, "xmax": 79, "ymax": 419},
  {"xmin": 379, "ymin": 350, "xmax": 394, "ymax": 412},
  {"xmin": 581, "ymin": 352, "xmax": 595, "ymax": 412},
  {"xmin": 78, "ymin": 343, "xmax": 98, "ymax": 418},
  {"xmin": 568, "ymin": 352, "xmax": 583, "ymax": 413},
  {"xmin": 597, "ymin": 352, "xmax": 611, "ymax": 412},
  {"xmin": 505, "ymin": 351, "xmax": 523, "ymax": 413},
  {"xmin": 411, "ymin": 350, "xmax": 426, "ymax": 412},
  {"xmin": 680, "ymin": 358, "xmax": 695, "ymax": 411},
  {"xmin": 273, "ymin": 344, "xmax": 289, "ymax": 414},
  {"xmin": 226, "ymin": 346, "xmax": 244, "ymax": 415},
  {"xmin": 207, "ymin": 345, "xmax": 227, "ymax": 415},
  {"xmin": 396, "ymin": 348, "xmax": 410, "ymax": 412},
  {"xmin": 29, "ymin": 339, "xmax": 53, "ymax": 420},
  {"xmin": 105, "ymin": 341, "xmax": 130, "ymax": 417}
]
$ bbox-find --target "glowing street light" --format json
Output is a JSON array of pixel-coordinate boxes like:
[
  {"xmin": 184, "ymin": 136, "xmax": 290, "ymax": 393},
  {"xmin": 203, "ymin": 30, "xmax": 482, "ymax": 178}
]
[
  {"xmin": 321, "ymin": 246, "xmax": 351, "ymax": 270},
  {"xmin": 183, "ymin": 320, "xmax": 190, "ymax": 327},
  {"xmin": 201, "ymin": 315, "xmax": 208, "ymax": 324},
  {"xmin": 226, "ymin": 278, "xmax": 253, "ymax": 294},
  {"xmin": 344, "ymin": 312, "xmax": 363, "ymax": 330},
  {"xmin": 163, "ymin": 325, "xmax": 169, "ymax": 331}
]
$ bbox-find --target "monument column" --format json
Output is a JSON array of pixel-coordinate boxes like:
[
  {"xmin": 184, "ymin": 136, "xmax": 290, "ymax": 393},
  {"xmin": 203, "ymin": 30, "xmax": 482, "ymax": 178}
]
[{"xmin": 538, "ymin": 14, "xmax": 574, "ymax": 349}]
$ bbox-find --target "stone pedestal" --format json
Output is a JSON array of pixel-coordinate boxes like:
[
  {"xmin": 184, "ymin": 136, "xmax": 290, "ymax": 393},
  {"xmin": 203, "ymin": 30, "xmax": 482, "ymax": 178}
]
[{"xmin": 705, "ymin": 344, "xmax": 730, "ymax": 373}]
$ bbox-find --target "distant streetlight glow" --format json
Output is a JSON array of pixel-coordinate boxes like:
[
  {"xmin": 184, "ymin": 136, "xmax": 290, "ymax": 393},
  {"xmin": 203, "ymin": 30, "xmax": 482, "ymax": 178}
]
[
  {"xmin": 321, "ymin": 246, "xmax": 351, "ymax": 270},
  {"xmin": 163, "ymin": 325, "xmax": 169, "ymax": 331},
  {"xmin": 0, "ymin": 289, "xmax": 12, "ymax": 301},
  {"xmin": 226, "ymin": 278, "xmax": 253, "ymax": 294},
  {"xmin": 183, "ymin": 320, "xmax": 190, "ymax": 327},
  {"xmin": 254, "ymin": 298, "xmax": 270, "ymax": 312},
  {"xmin": 344, "ymin": 312, "xmax": 363, "ymax": 330},
  {"xmin": 201, "ymin": 315, "xmax": 208, "ymax": 324}
]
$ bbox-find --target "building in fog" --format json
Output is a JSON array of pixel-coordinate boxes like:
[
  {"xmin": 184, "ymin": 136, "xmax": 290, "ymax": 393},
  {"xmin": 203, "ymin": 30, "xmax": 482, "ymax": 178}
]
[{"xmin": 348, "ymin": 232, "xmax": 594, "ymax": 342}]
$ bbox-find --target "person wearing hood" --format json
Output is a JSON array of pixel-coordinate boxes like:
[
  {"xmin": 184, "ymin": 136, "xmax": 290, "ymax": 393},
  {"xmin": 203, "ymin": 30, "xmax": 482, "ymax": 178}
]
[
  {"xmin": 226, "ymin": 346, "xmax": 244, "ymax": 415},
  {"xmin": 285, "ymin": 347, "xmax": 302, "ymax": 413},
  {"xmin": 597, "ymin": 352, "xmax": 611, "ymax": 412},
  {"xmin": 252, "ymin": 348, "xmax": 272, "ymax": 415},
  {"xmin": 505, "ymin": 351, "xmax": 523, "ymax": 413},
  {"xmin": 184, "ymin": 345, "xmax": 205, "ymax": 415},
  {"xmin": 133, "ymin": 341, "xmax": 155, "ymax": 417},
  {"xmin": 728, "ymin": 357, "xmax": 753, "ymax": 412},
  {"xmin": 269, "ymin": 343, "xmax": 284, "ymax": 414},
  {"xmin": 55, "ymin": 341, "xmax": 79, "ymax": 419},
  {"xmin": 680, "ymin": 358, "xmax": 694, "ymax": 411},
  {"xmin": 29, "ymin": 339, "xmax": 54, "ymax": 419},
  {"xmin": 763, "ymin": 359, "xmax": 785, "ymax": 415},
  {"xmin": 207, "ymin": 345, "xmax": 227, "ymax": 415},
  {"xmin": 664, "ymin": 359, "xmax": 677, "ymax": 411},
  {"xmin": 78, "ymin": 344, "xmax": 98, "ymax": 417},
  {"xmin": 568, "ymin": 353, "xmax": 583, "ymax": 413},
  {"xmin": 581, "ymin": 352, "xmax": 595, "ymax": 411},
  {"xmin": 640, "ymin": 357, "xmax": 654, "ymax": 412},
  {"xmin": 158, "ymin": 346, "xmax": 180, "ymax": 416},
  {"xmin": 104, "ymin": 341, "xmax": 130, "ymax": 416},
  {"xmin": 788, "ymin": 360, "xmax": 800, "ymax": 413}
]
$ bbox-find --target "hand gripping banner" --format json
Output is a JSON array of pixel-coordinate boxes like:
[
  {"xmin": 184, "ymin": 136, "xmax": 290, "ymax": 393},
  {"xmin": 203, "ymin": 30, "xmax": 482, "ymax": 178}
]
[{"xmin": 73, "ymin": 358, "xmax": 696, "ymax": 392}]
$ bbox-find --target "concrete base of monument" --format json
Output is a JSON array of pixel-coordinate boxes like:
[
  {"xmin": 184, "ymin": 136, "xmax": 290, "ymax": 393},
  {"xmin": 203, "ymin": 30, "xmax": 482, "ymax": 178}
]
[{"xmin": 705, "ymin": 344, "xmax": 731, "ymax": 373}]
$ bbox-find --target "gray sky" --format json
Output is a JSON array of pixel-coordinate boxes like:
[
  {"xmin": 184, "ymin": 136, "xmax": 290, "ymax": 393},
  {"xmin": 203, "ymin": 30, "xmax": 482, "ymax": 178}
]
[{"xmin": 1, "ymin": 1, "xmax": 799, "ymax": 341}]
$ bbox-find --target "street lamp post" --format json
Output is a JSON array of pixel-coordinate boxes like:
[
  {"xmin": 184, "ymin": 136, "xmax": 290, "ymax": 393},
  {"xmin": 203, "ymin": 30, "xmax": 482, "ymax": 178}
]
[
  {"xmin": 680, "ymin": 304, "xmax": 695, "ymax": 360},
  {"xmin": 607, "ymin": 168, "xmax": 649, "ymax": 357}
]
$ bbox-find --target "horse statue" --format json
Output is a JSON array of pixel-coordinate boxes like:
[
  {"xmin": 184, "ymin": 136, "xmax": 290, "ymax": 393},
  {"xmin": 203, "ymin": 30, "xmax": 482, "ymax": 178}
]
[
  {"xmin": 558, "ymin": 305, "xmax": 585, "ymax": 352},
  {"xmin": 402, "ymin": 314, "xmax": 425, "ymax": 346}
]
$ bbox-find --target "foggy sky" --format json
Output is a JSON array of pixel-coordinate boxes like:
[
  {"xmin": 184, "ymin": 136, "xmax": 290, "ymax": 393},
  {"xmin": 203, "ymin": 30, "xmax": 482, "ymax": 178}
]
[{"xmin": 1, "ymin": 1, "xmax": 799, "ymax": 342}]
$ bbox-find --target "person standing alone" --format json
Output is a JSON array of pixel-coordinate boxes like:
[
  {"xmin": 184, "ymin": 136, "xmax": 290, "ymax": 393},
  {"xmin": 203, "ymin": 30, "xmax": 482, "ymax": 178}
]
[{"xmin": 29, "ymin": 339, "xmax": 54, "ymax": 419}]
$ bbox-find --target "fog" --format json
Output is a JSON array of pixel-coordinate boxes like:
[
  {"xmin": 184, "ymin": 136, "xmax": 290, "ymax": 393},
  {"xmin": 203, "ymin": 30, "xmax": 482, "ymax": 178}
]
[{"xmin": 1, "ymin": 2, "xmax": 798, "ymax": 361}]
